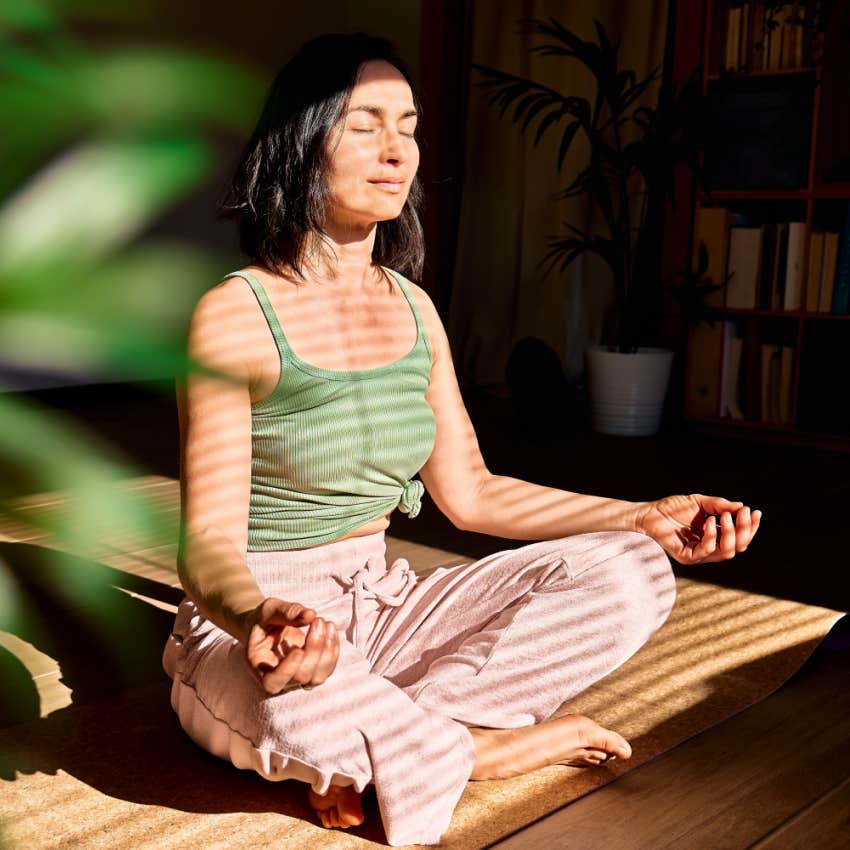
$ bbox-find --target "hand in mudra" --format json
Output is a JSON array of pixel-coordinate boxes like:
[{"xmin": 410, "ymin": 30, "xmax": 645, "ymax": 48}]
[
  {"xmin": 637, "ymin": 494, "xmax": 762, "ymax": 565},
  {"xmin": 245, "ymin": 599, "xmax": 340, "ymax": 694}
]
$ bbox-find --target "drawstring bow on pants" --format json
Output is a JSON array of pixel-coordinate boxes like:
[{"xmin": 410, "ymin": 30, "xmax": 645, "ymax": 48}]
[{"xmin": 341, "ymin": 556, "xmax": 417, "ymax": 651}]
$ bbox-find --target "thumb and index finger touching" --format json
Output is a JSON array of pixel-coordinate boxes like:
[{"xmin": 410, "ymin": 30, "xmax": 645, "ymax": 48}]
[
  {"xmin": 258, "ymin": 599, "xmax": 317, "ymax": 630},
  {"xmin": 692, "ymin": 494, "xmax": 763, "ymax": 524},
  {"xmin": 694, "ymin": 494, "xmax": 744, "ymax": 514}
]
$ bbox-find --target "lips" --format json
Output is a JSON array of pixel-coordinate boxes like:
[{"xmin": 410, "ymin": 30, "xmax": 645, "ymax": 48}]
[{"xmin": 369, "ymin": 179, "xmax": 405, "ymax": 193}]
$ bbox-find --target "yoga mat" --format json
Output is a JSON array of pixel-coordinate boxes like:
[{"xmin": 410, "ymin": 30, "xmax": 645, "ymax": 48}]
[{"xmin": 0, "ymin": 478, "xmax": 844, "ymax": 849}]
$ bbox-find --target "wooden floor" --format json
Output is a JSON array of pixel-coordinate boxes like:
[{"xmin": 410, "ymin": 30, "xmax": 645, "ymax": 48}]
[
  {"xmin": 6, "ymin": 380, "xmax": 850, "ymax": 849},
  {"xmin": 492, "ymin": 618, "xmax": 850, "ymax": 850}
]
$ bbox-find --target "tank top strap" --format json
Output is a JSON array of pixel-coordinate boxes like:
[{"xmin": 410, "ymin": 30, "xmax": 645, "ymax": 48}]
[
  {"xmin": 383, "ymin": 267, "xmax": 432, "ymax": 362},
  {"xmin": 221, "ymin": 269, "xmax": 295, "ymax": 366}
]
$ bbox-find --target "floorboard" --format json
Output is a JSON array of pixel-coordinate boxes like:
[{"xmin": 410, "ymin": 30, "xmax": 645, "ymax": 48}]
[
  {"xmin": 751, "ymin": 775, "xmax": 850, "ymax": 850},
  {"xmin": 490, "ymin": 620, "xmax": 850, "ymax": 850}
]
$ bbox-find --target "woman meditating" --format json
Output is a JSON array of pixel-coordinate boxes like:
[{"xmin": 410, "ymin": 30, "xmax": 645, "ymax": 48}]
[{"xmin": 162, "ymin": 33, "xmax": 761, "ymax": 847}]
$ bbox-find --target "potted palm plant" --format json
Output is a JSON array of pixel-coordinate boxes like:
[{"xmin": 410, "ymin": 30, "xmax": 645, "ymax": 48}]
[{"xmin": 474, "ymin": 13, "xmax": 705, "ymax": 435}]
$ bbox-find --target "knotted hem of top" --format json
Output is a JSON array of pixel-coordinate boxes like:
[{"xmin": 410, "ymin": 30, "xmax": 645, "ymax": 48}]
[{"xmin": 398, "ymin": 478, "xmax": 424, "ymax": 518}]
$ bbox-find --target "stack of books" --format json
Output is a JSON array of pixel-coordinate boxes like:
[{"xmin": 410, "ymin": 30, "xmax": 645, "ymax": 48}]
[
  {"xmin": 692, "ymin": 207, "xmax": 850, "ymax": 314},
  {"xmin": 721, "ymin": 321, "xmax": 795, "ymax": 424},
  {"xmin": 684, "ymin": 319, "xmax": 795, "ymax": 425},
  {"xmin": 805, "ymin": 226, "xmax": 850, "ymax": 314},
  {"xmin": 724, "ymin": 2, "xmax": 810, "ymax": 73}
]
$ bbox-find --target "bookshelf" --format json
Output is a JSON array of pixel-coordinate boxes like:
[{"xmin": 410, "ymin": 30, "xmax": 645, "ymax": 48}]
[{"xmin": 681, "ymin": 0, "xmax": 850, "ymax": 451}]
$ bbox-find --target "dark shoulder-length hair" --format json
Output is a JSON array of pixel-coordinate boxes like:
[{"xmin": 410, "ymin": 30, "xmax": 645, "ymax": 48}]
[{"xmin": 218, "ymin": 33, "xmax": 424, "ymax": 281}]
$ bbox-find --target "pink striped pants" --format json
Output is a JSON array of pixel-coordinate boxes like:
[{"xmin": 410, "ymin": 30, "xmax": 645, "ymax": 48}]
[{"xmin": 163, "ymin": 530, "xmax": 676, "ymax": 846}]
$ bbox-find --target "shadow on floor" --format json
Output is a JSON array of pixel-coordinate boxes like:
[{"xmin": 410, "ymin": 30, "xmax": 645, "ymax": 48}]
[{"xmin": 0, "ymin": 543, "xmax": 181, "ymax": 727}]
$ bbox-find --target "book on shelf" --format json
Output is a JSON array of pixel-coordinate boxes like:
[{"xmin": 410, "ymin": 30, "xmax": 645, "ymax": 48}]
[
  {"xmin": 771, "ymin": 222, "xmax": 789, "ymax": 309},
  {"xmin": 761, "ymin": 343, "xmax": 795, "ymax": 425},
  {"xmin": 693, "ymin": 206, "xmax": 732, "ymax": 307},
  {"xmin": 766, "ymin": 13, "xmax": 783, "ymax": 71},
  {"xmin": 739, "ymin": 338, "xmax": 794, "ymax": 425},
  {"xmin": 761, "ymin": 344, "xmax": 782, "ymax": 423},
  {"xmin": 806, "ymin": 231, "xmax": 825, "ymax": 312},
  {"xmin": 684, "ymin": 321, "xmax": 724, "ymax": 419},
  {"xmin": 749, "ymin": 4, "xmax": 767, "ymax": 71},
  {"xmin": 708, "ymin": 218, "xmax": 806, "ymax": 312},
  {"xmin": 739, "ymin": 2, "xmax": 751, "ymax": 70},
  {"xmin": 720, "ymin": 320, "xmax": 744, "ymax": 419},
  {"xmin": 721, "ymin": 3, "xmax": 810, "ymax": 74},
  {"xmin": 688, "ymin": 318, "xmax": 795, "ymax": 425},
  {"xmin": 830, "ymin": 209, "xmax": 850, "ymax": 314},
  {"xmin": 782, "ymin": 222, "xmax": 806, "ymax": 311},
  {"xmin": 781, "ymin": 3, "xmax": 806, "ymax": 69},
  {"xmin": 740, "ymin": 321, "xmax": 762, "ymax": 420},
  {"xmin": 758, "ymin": 222, "xmax": 777, "ymax": 309},
  {"xmin": 726, "ymin": 226, "xmax": 763, "ymax": 309},
  {"xmin": 820, "ymin": 232, "xmax": 839, "ymax": 312},
  {"xmin": 780, "ymin": 345, "xmax": 794, "ymax": 425},
  {"xmin": 725, "ymin": 5, "xmax": 743, "ymax": 72}
]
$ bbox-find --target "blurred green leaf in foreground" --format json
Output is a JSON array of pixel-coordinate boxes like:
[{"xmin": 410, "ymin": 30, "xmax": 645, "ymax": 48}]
[{"xmin": 0, "ymin": 0, "xmax": 264, "ymax": 707}]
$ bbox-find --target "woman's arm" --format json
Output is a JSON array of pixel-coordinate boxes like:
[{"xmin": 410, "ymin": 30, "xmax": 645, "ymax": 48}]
[
  {"xmin": 178, "ymin": 279, "xmax": 341, "ymax": 691},
  {"xmin": 177, "ymin": 279, "xmax": 265, "ymax": 643},
  {"xmin": 414, "ymin": 293, "xmax": 646, "ymax": 538},
  {"xmin": 454, "ymin": 475, "xmax": 648, "ymax": 540},
  {"xmin": 414, "ymin": 286, "xmax": 760, "ymax": 561}
]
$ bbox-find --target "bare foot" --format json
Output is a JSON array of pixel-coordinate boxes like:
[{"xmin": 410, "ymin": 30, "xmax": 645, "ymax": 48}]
[
  {"xmin": 308, "ymin": 784, "xmax": 365, "ymax": 829},
  {"xmin": 469, "ymin": 714, "xmax": 632, "ymax": 780}
]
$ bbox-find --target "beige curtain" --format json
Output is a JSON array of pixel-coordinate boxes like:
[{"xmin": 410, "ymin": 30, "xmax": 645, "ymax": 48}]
[{"xmin": 448, "ymin": 0, "xmax": 669, "ymax": 387}]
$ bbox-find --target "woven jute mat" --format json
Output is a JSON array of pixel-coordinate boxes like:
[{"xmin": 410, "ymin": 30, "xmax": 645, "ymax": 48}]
[{"xmin": 0, "ymin": 479, "xmax": 844, "ymax": 849}]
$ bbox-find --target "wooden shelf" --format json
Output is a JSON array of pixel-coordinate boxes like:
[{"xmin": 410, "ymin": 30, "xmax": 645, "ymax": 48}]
[
  {"xmin": 812, "ymin": 183, "xmax": 850, "ymax": 198},
  {"xmin": 700, "ymin": 189, "xmax": 810, "ymax": 201},
  {"xmin": 686, "ymin": 417, "xmax": 850, "ymax": 454},
  {"xmin": 701, "ymin": 186, "xmax": 850, "ymax": 202},
  {"xmin": 706, "ymin": 66, "xmax": 816, "ymax": 81},
  {"xmin": 674, "ymin": 0, "xmax": 850, "ymax": 453},
  {"xmin": 798, "ymin": 311, "xmax": 850, "ymax": 320},
  {"xmin": 709, "ymin": 308, "xmax": 850, "ymax": 320},
  {"xmin": 689, "ymin": 415, "xmax": 796, "ymax": 433}
]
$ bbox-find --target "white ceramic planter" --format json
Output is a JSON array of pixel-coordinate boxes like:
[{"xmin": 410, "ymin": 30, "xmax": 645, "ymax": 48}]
[{"xmin": 585, "ymin": 346, "xmax": 675, "ymax": 436}]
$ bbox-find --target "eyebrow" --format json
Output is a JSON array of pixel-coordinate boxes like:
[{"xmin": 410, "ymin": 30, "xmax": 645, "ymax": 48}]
[{"xmin": 347, "ymin": 105, "xmax": 418, "ymax": 119}]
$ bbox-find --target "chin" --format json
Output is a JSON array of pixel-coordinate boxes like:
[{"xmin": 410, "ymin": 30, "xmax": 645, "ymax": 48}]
[{"xmin": 367, "ymin": 205, "xmax": 406, "ymax": 225}]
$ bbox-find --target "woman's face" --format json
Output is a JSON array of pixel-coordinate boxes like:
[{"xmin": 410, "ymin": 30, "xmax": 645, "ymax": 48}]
[{"xmin": 324, "ymin": 59, "xmax": 419, "ymax": 231}]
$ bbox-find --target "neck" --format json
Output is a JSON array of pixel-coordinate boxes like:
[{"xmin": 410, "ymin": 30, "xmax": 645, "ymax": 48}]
[{"xmin": 305, "ymin": 219, "xmax": 380, "ymax": 291}]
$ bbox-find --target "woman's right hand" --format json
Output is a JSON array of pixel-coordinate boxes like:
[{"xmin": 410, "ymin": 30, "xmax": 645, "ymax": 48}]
[{"xmin": 244, "ymin": 598, "xmax": 340, "ymax": 695}]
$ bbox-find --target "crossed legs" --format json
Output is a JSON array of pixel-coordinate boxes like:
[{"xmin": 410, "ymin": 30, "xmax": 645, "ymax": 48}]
[{"xmin": 309, "ymin": 531, "xmax": 676, "ymax": 835}]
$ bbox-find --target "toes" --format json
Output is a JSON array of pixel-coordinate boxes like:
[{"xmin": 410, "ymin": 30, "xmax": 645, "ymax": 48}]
[
  {"xmin": 309, "ymin": 786, "xmax": 365, "ymax": 830},
  {"xmin": 338, "ymin": 787, "xmax": 365, "ymax": 826},
  {"xmin": 574, "ymin": 715, "xmax": 632, "ymax": 760},
  {"xmin": 591, "ymin": 724, "xmax": 632, "ymax": 760},
  {"xmin": 338, "ymin": 809, "xmax": 364, "ymax": 827}
]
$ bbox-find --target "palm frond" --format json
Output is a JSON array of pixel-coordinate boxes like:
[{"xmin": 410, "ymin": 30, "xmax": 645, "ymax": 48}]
[
  {"xmin": 618, "ymin": 67, "xmax": 661, "ymax": 113},
  {"xmin": 542, "ymin": 232, "xmax": 618, "ymax": 278},
  {"xmin": 557, "ymin": 121, "xmax": 582, "ymax": 172}
]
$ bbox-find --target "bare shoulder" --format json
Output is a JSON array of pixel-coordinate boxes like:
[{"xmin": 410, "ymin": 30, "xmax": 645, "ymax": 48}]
[
  {"xmin": 391, "ymin": 273, "xmax": 450, "ymax": 361},
  {"xmin": 188, "ymin": 274, "xmax": 269, "ymax": 378}
]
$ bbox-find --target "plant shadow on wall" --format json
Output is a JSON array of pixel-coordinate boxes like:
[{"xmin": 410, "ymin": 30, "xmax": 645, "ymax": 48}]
[
  {"xmin": 0, "ymin": 1, "xmax": 263, "ymax": 712},
  {"xmin": 473, "ymin": 15, "xmax": 722, "ymax": 435}
]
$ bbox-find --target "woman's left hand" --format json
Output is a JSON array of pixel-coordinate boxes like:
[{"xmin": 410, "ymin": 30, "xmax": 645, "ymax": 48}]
[{"xmin": 636, "ymin": 494, "xmax": 762, "ymax": 565}]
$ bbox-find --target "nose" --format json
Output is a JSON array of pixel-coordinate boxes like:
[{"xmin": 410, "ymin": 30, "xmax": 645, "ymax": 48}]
[{"xmin": 381, "ymin": 127, "xmax": 411, "ymax": 165}]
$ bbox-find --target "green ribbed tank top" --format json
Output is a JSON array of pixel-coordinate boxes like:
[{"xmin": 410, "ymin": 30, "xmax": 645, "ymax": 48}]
[{"xmin": 224, "ymin": 268, "xmax": 436, "ymax": 551}]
